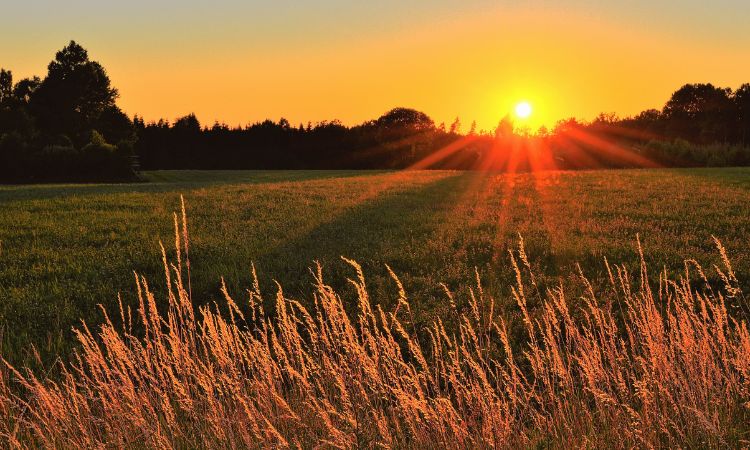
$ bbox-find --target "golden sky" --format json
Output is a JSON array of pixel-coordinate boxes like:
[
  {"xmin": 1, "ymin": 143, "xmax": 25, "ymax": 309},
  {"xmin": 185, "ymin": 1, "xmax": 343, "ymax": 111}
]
[{"xmin": 2, "ymin": 1, "xmax": 749, "ymax": 131}]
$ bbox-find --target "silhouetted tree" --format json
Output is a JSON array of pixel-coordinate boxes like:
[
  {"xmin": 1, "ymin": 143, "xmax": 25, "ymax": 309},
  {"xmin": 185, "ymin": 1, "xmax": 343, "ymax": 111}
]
[
  {"xmin": 449, "ymin": 117, "xmax": 461, "ymax": 134},
  {"xmin": 735, "ymin": 84, "xmax": 750, "ymax": 146},
  {"xmin": 554, "ymin": 118, "xmax": 583, "ymax": 134},
  {"xmin": 0, "ymin": 70, "xmax": 35, "ymax": 142},
  {"xmin": 12, "ymin": 77, "xmax": 41, "ymax": 103},
  {"xmin": 96, "ymin": 106, "xmax": 134, "ymax": 144},
  {"xmin": 635, "ymin": 109, "xmax": 661, "ymax": 123},
  {"xmin": 0, "ymin": 70, "xmax": 12, "ymax": 103},
  {"xmin": 663, "ymin": 84, "xmax": 734, "ymax": 143},
  {"xmin": 30, "ymin": 41, "xmax": 121, "ymax": 145},
  {"xmin": 0, "ymin": 42, "xmax": 136, "ymax": 182},
  {"xmin": 173, "ymin": 114, "xmax": 201, "ymax": 133},
  {"xmin": 495, "ymin": 116, "xmax": 514, "ymax": 139},
  {"xmin": 375, "ymin": 108, "xmax": 434, "ymax": 132}
]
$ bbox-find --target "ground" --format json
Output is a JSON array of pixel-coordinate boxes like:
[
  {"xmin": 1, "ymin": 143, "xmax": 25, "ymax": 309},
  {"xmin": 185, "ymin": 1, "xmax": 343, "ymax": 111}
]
[{"xmin": 2, "ymin": 168, "xmax": 750, "ymax": 365}]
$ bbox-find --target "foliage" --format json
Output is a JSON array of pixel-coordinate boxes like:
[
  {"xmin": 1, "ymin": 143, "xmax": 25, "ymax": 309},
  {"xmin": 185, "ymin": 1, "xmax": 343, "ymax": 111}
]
[
  {"xmin": 0, "ymin": 42, "xmax": 135, "ymax": 182},
  {"xmin": 643, "ymin": 139, "xmax": 750, "ymax": 167},
  {"xmin": 375, "ymin": 107, "xmax": 435, "ymax": 132},
  {"xmin": 29, "ymin": 41, "xmax": 119, "ymax": 144}
]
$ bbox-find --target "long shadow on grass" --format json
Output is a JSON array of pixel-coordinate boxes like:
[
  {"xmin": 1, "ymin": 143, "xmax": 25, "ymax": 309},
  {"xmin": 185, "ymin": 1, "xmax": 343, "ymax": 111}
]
[
  {"xmin": 217, "ymin": 172, "xmax": 571, "ymax": 328},
  {"xmin": 229, "ymin": 173, "xmax": 473, "ymax": 309}
]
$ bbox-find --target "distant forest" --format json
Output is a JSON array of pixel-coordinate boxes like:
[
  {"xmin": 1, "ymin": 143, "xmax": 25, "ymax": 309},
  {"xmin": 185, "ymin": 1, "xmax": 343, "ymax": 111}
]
[{"xmin": 2, "ymin": 41, "xmax": 750, "ymax": 182}]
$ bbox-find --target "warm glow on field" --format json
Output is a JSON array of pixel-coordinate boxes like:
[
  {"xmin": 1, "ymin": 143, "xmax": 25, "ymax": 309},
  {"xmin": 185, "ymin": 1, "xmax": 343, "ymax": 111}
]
[{"xmin": 515, "ymin": 101, "xmax": 532, "ymax": 119}]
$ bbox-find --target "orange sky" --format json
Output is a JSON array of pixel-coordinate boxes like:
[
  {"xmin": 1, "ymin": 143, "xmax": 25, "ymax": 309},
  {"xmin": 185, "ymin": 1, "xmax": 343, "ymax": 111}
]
[{"xmin": 2, "ymin": 1, "xmax": 749, "ymax": 131}]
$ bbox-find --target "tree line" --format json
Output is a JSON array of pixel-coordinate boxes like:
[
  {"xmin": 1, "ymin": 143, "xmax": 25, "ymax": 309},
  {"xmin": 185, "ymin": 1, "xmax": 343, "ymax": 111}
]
[{"xmin": 2, "ymin": 41, "xmax": 750, "ymax": 182}]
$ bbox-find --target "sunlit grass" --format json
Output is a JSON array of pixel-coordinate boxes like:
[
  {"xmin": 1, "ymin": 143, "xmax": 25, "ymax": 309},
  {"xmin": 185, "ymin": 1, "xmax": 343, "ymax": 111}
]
[
  {"xmin": 1, "ymin": 168, "xmax": 750, "ymax": 369},
  {"xmin": 2, "ymin": 205, "xmax": 749, "ymax": 448}
]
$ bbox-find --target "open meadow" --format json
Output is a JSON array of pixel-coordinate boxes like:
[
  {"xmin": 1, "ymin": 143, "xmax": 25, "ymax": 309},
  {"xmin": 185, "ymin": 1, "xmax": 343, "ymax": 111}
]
[
  {"xmin": 3, "ymin": 168, "xmax": 750, "ymax": 447},
  {"xmin": 2, "ymin": 168, "xmax": 750, "ymax": 365}
]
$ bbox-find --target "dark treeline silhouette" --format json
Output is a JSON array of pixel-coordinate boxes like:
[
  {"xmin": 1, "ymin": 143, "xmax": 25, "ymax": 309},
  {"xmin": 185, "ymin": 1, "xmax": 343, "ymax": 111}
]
[
  {"xmin": 134, "ymin": 82, "xmax": 750, "ymax": 172},
  {"xmin": 3, "ymin": 42, "xmax": 750, "ymax": 182},
  {"xmin": 134, "ymin": 110, "xmax": 467, "ymax": 170}
]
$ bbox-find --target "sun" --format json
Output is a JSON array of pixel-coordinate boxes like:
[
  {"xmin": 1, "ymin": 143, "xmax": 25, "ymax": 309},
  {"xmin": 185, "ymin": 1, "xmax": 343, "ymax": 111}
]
[{"xmin": 515, "ymin": 101, "xmax": 532, "ymax": 119}]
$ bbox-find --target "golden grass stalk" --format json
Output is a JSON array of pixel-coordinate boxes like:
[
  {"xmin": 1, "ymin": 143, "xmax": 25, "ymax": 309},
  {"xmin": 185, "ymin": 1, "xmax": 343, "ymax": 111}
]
[{"xmin": 1, "ymin": 207, "xmax": 749, "ymax": 448}]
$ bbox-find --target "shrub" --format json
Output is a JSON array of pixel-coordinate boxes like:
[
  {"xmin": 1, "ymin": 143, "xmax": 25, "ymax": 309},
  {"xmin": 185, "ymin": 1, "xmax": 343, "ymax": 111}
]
[
  {"xmin": 645, "ymin": 139, "xmax": 750, "ymax": 167},
  {"xmin": 0, "ymin": 132, "xmax": 28, "ymax": 181},
  {"xmin": 78, "ymin": 130, "xmax": 137, "ymax": 181},
  {"xmin": 36, "ymin": 140, "xmax": 80, "ymax": 181}
]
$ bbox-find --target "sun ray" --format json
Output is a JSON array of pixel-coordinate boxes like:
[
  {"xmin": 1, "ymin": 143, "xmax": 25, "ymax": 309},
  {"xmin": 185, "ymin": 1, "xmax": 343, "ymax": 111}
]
[
  {"xmin": 563, "ymin": 127, "xmax": 662, "ymax": 168},
  {"xmin": 408, "ymin": 135, "xmax": 479, "ymax": 170}
]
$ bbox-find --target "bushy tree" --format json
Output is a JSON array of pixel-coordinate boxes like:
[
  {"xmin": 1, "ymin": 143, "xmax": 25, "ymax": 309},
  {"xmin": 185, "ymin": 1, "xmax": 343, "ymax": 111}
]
[
  {"xmin": 663, "ymin": 84, "xmax": 734, "ymax": 143},
  {"xmin": 0, "ymin": 69, "xmax": 35, "ymax": 163},
  {"xmin": 173, "ymin": 113, "xmax": 201, "ymax": 133},
  {"xmin": 0, "ymin": 132, "xmax": 27, "ymax": 180},
  {"xmin": 735, "ymin": 84, "xmax": 750, "ymax": 145},
  {"xmin": 30, "ymin": 41, "xmax": 123, "ymax": 146},
  {"xmin": 376, "ymin": 108, "xmax": 434, "ymax": 133},
  {"xmin": 0, "ymin": 69, "xmax": 12, "ymax": 103},
  {"xmin": 0, "ymin": 42, "xmax": 136, "ymax": 182},
  {"xmin": 12, "ymin": 77, "xmax": 41, "ymax": 104}
]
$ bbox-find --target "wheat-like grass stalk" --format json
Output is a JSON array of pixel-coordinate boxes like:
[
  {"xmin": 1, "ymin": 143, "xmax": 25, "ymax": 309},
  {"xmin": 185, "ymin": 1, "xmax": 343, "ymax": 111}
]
[{"xmin": 1, "ymin": 206, "xmax": 749, "ymax": 448}]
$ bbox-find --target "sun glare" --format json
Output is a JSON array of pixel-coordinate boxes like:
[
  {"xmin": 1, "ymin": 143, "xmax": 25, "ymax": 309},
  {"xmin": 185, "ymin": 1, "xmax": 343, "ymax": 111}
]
[{"xmin": 515, "ymin": 101, "xmax": 532, "ymax": 119}]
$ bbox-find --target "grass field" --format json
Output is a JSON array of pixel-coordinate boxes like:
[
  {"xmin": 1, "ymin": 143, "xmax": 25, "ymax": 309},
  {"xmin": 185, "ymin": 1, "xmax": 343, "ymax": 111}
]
[
  {"xmin": 2, "ymin": 168, "xmax": 750, "ymax": 366},
  {"xmin": 3, "ymin": 168, "xmax": 750, "ymax": 447}
]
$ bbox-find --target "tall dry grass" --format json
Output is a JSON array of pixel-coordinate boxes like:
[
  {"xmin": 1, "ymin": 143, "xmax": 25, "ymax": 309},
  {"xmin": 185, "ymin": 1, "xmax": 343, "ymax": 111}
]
[{"xmin": 1, "ymin": 200, "xmax": 749, "ymax": 448}]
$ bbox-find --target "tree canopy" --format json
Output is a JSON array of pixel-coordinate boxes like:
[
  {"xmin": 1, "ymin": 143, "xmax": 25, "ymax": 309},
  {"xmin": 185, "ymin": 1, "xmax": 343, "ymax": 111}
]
[
  {"xmin": 375, "ymin": 108, "xmax": 435, "ymax": 132},
  {"xmin": 0, "ymin": 41, "xmax": 135, "ymax": 182}
]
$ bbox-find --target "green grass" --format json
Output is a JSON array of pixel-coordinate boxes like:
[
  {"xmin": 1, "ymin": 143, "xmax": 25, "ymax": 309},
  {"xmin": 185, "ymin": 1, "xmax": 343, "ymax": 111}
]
[{"xmin": 2, "ymin": 168, "xmax": 750, "ymax": 365}]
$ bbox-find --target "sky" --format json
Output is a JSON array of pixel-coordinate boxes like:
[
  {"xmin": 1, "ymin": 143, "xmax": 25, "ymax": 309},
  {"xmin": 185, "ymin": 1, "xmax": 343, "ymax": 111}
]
[{"xmin": 2, "ymin": 0, "xmax": 749, "ymax": 131}]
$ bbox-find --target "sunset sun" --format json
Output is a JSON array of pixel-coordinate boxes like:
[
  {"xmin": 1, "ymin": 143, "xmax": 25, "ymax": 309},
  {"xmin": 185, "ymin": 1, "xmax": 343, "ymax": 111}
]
[{"xmin": 515, "ymin": 101, "xmax": 532, "ymax": 119}]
